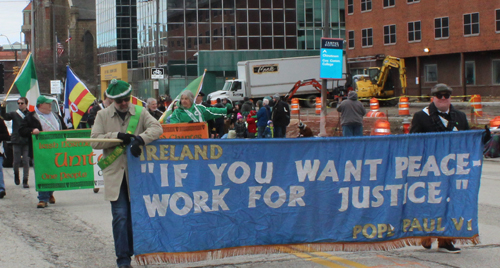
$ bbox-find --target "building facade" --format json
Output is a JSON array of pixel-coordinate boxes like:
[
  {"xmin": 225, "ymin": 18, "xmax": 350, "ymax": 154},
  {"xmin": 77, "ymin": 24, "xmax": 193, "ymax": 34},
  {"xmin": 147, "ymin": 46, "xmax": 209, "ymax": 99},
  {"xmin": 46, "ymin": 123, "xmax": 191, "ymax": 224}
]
[
  {"xmin": 21, "ymin": 0, "xmax": 97, "ymax": 95},
  {"xmin": 96, "ymin": 0, "xmax": 346, "ymax": 99},
  {"xmin": 345, "ymin": 0, "xmax": 500, "ymax": 96}
]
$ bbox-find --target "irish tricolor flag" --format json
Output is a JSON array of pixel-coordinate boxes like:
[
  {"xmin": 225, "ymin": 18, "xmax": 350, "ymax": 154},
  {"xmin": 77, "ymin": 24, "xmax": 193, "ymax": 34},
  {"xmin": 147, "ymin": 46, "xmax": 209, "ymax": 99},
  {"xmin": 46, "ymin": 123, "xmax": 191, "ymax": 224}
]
[{"xmin": 13, "ymin": 53, "xmax": 40, "ymax": 111}]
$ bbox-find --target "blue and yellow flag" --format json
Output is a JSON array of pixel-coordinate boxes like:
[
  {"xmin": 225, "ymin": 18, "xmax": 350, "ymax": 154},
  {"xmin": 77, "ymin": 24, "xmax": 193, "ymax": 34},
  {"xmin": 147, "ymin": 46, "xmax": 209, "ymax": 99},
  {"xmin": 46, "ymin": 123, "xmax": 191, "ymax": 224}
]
[{"xmin": 64, "ymin": 66, "xmax": 96, "ymax": 129}]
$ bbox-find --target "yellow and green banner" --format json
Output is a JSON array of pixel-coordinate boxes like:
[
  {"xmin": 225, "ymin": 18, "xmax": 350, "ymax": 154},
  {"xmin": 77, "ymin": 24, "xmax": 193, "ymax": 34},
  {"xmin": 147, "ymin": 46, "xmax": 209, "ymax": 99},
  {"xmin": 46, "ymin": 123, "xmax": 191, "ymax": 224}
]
[{"xmin": 33, "ymin": 129, "xmax": 104, "ymax": 191}]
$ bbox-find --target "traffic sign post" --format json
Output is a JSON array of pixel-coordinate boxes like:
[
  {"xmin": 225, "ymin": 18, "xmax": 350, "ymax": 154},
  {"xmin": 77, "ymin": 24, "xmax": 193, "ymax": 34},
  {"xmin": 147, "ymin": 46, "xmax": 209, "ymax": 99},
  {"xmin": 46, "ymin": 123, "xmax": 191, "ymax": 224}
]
[
  {"xmin": 50, "ymin": 80, "xmax": 62, "ymax": 94},
  {"xmin": 151, "ymin": 68, "xmax": 164, "ymax": 79},
  {"xmin": 320, "ymin": 38, "xmax": 344, "ymax": 80}
]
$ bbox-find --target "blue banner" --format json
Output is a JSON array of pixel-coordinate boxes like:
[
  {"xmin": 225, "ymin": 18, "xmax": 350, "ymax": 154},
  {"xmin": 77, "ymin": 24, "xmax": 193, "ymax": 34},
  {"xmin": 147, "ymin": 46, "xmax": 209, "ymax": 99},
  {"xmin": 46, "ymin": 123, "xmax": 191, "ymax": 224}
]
[{"xmin": 128, "ymin": 131, "xmax": 483, "ymax": 256}]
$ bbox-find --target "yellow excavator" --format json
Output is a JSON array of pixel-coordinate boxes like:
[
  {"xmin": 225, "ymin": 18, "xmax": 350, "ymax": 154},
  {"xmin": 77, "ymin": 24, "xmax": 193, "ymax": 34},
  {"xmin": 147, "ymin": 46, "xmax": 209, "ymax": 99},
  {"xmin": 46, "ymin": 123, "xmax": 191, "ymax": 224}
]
[{"xmin": 355, "ymin": 55, "xmax": 407, "ymax": 105}]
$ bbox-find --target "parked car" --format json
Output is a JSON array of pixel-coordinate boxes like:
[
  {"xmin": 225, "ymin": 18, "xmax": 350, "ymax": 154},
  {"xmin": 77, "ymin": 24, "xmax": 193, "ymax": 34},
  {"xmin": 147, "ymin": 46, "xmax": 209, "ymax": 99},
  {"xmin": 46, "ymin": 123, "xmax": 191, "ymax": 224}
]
[{"xmin": 0, "ymin": 94, "xmax": 61, "ymax": 167}]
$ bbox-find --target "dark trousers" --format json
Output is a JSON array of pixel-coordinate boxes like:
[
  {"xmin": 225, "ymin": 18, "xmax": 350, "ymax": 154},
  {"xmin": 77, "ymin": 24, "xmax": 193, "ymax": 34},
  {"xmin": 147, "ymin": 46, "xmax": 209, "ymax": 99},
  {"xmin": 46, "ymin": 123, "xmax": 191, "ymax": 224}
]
[
  {"xmin": 273, "ymin": 126, "xmax": 286, "ymax": 138},
  {"xmin": 111, "ymin": 176, "xmax": 134, "ymax": 267}
]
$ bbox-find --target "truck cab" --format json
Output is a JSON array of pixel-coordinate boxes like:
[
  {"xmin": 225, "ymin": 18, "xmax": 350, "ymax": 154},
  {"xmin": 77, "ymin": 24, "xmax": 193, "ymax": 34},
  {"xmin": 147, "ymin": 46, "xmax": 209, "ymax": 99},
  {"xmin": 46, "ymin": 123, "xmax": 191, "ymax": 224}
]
[{"xmin": 208, "ymin": 79, "xmax": 246, "ymax": 103}]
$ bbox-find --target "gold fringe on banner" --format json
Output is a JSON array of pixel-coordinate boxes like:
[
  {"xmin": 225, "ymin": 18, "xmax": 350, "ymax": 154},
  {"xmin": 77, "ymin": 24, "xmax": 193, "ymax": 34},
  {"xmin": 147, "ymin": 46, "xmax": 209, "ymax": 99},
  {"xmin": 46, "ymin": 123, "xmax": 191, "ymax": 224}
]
[{"xmin": 135, "ymin": 235, "xmax": 480, "ymax": 265}]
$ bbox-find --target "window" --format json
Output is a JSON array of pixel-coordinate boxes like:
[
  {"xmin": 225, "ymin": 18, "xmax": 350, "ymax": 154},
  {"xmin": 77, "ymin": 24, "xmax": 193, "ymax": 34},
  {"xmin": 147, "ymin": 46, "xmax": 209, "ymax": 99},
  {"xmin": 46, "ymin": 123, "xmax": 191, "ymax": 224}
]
[
  {"xmin": 408, "ymin": 21, "xmax": 421, "ymax": 42},
  {"xmin": 214, "ymin": 29, "xmax": 218, "ymax": 40},
  {"xmin": 425, "ymin": 64, "xmax": 438, "ymax": 82},
  {"xmin": 464, "ymin": 13, "xmax": 480, "ymax": 36},
  {"xmin": 493, "ymin": 60, "xmax": 500, "ymax": 84},
  {"xmin": 465, "ymin": 61, "xmax": 475, "ymax": 85},
  {"xmin": 348, "ymin": 31, "xmax": 355, "ymax": 49},
  {"xmin": 348, "ymin": 0, "xmax": 354, "ymax": 14},
  {"xmin": 361, "ymin": 0, "xmax": 372, "ymax": 12},
  {"xmin": 496, "ymin": 9, "xmax": 500, "ymax": 32},
  {"xmin": 362, "ymin": 28, "xmax": 373, "ymax": 47},
  {"xmin": 435, "ymin": 17, "xmax": 449, "ymax": 39},
  {"xmin": 407, "ymin": 0, "xmax": 419, "ymax": 3},
  {"xmin": 384, "ymin": 25, "xmax": 396, "ymax": 45},
  {"xmin": 384, "ymin": 0, "xmax": 395, "ymax": 8}
]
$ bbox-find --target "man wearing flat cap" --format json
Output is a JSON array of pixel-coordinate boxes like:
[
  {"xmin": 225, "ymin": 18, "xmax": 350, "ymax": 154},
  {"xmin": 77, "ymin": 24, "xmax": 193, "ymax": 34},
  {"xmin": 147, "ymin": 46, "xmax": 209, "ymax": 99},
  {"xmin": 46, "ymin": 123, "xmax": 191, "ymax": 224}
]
[
  {"xmin": 410, "ymin": 83, "xmax": 469, "ymax": 134},
  {"xmin": 19, "ymin": 95, "xmax": 67, "ymax": 208},
  {"xmin": 91, "ymin": 79, "xmax": 162, "ymax": 268},
  {"xmin": 410, "ymin": 83, "xmax": 467, "ymax": 253}
]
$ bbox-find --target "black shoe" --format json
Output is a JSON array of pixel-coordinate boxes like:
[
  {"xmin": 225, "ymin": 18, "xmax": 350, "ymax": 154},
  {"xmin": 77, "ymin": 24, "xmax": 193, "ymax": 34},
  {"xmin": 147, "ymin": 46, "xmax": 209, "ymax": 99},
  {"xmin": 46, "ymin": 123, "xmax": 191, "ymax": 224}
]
[
  {"xmin": 93, "ymin": 188, "xmax": 99, "ymax": 193},
  {"xmin": 438, "ymin": 244, "xmax": 461, "ymax": 253},
  {"xmin": 23, "ymin": 179, "xmax": 29, "ymax": 188},
  {"xmin": 0, "ymin": 191, "xmax": 5, "ymax": 199},
  {"xmin": 14, "ymin": 176, "xmax": 20, "ymax": 185}
]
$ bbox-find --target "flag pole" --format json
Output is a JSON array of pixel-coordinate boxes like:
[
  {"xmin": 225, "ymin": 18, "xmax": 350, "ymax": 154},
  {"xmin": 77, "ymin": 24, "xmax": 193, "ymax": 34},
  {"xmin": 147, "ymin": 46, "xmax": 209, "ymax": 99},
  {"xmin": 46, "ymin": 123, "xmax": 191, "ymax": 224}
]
[{"xmin": 3, "ymin": 53, "xmax": 32, "ymax": 102}]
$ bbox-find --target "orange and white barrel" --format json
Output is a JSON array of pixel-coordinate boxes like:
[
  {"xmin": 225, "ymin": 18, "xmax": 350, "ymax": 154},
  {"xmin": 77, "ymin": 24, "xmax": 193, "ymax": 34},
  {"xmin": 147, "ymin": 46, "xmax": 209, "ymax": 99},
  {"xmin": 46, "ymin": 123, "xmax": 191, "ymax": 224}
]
[
  {"xmin": 370, "ymin": 119, "xmax": 391, "ymax": 136},
  {"xmin": 369, "ymin": 98, "xmax": 379, "ymax": 112},
  {"xmin": 398, "ymin": 96, "xmax": 410, "ymax": 116},
  {"xmin": 291, "ymin": 98, "xmax": 300, "ymax": 114},
  {"xmin": 366, "ymin": 111, "xmax": 386, "ymax": 118},
  {"xmin": 315, "ymin": 97, "xmax": 321, "ymax": 115},
  {"xmin": 210, "ymin": 99, "xmax": 217, "ymax": 106},
  {"xmin": 490, "ymin": 116, "xmax": 500, "ymax": 129},
  {"xmin": 470, "ymin": 95, "xmax": 483, "ymax": 117},
  {"xmin": 402, "ymin": 117, "xmax": 411, "ymax": 134}
]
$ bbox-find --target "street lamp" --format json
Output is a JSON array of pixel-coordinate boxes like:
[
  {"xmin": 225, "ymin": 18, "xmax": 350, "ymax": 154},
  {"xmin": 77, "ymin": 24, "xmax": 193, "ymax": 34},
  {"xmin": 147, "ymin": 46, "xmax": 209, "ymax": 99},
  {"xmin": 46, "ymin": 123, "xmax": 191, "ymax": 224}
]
[{"xmin": 0, "ymin": 34, "xmax": 18, "ymax": 66}]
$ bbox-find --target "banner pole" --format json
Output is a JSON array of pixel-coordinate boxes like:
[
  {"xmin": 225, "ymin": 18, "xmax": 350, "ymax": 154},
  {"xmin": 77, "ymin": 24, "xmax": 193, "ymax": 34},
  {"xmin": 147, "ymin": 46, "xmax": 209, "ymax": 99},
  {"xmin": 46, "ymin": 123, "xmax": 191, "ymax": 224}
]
[{"xmin": 66, "ymin": 138, "xmax": 123, "ymax": 143}]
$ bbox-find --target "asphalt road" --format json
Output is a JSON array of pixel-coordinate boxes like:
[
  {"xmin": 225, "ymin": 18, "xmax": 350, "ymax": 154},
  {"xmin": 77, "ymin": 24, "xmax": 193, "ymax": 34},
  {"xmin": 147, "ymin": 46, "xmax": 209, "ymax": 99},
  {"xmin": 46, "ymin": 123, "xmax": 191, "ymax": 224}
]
[{"xmin": 0, "ymin": 159, "xmax": 499, "ymax": 268}]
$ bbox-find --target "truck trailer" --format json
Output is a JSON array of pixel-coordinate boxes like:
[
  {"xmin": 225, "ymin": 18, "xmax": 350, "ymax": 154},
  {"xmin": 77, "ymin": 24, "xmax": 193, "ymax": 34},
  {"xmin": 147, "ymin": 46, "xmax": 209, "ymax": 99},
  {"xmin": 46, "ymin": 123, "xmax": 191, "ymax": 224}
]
[{"xmin": 207, "ymin": 56, "xmax": 346, "ymax": 107}]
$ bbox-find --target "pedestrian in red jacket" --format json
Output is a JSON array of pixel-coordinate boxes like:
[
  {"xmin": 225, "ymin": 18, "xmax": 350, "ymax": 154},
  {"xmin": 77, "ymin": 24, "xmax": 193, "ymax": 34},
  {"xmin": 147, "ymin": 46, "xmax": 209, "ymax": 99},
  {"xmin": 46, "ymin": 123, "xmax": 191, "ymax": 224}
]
[{"xmin": 246, "ymin": 110, "xmax": 257, "ymax": 138}]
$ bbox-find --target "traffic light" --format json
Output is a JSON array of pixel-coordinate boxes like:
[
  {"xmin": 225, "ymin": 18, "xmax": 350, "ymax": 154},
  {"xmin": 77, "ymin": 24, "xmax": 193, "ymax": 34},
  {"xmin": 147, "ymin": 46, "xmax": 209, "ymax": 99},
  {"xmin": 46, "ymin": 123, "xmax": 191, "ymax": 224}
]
[
  {"xmin": 12, "ymin": 66, "xmax": 19, "ymax": 75},
  {"xmin": 0, "ymin": 63, "xmax": 4, "ymax": 94}
]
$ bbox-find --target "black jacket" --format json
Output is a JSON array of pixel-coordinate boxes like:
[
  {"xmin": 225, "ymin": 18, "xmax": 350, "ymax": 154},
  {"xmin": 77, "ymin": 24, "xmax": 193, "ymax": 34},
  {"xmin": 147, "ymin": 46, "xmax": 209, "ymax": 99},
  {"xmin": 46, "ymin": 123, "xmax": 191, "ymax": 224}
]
[
  {"xmin": 1, "ymin": 107, "xmax": 29, "ymax": 144},
  {"xmin": 87, "ymin": 103, "xmax": 104, "ymax": 127},
  {"xmin": 410, "ymin": 103, "xmax": 469, "ymax": 133},
  {"xmin": 148, "ymin": 109, "xmax": 163, "ymax": 120},
  {"xmin": 272, "ymin": 100, "xmax": 291, "ymax": 127},
  {"xmin": 0, "ymin": 118, "xmax": 10, "ymax": 156},
  {"xmin": 19, "ymin": 111, "xmax": 68, "ymax": 157}
]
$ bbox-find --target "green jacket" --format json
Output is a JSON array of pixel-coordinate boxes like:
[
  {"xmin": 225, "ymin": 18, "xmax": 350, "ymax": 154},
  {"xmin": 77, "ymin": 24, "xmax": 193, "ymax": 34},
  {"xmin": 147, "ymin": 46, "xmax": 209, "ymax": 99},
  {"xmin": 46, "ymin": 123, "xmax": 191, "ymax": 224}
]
[
  {"xmin": 225, "ymin": 102, "xmax": 233, "ymax": 111},
  {"xmin": 170, "ymin": 104, "xmax": 228, "ymax": 124}
]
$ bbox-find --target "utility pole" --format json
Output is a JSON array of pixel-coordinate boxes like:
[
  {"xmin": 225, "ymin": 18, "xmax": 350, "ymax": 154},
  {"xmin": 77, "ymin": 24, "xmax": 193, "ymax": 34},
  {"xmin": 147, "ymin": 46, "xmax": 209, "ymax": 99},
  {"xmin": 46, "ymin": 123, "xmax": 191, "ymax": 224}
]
[
  {"xmin": 154, "ymin": 0, "xmax": 160, "ymax": 99},
  {"xmin": 319, "ymin": 0, "xmax": 330, "ymax": 137}
]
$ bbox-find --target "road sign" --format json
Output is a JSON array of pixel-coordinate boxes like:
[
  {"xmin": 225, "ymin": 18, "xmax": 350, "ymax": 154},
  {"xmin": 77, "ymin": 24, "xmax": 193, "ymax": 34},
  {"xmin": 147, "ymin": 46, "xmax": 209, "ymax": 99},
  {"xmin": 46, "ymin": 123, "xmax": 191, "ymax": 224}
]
[
  {"xmin": 151, "ymin": 68, "xmax": 164, "ymax": 79},
  {"xmin": 50, "ymin": 80, "xmax": 62, "ymax": 94},
  {"xmin": 320, "ymin": 38, "xmax": 344, "ymax": 80}
]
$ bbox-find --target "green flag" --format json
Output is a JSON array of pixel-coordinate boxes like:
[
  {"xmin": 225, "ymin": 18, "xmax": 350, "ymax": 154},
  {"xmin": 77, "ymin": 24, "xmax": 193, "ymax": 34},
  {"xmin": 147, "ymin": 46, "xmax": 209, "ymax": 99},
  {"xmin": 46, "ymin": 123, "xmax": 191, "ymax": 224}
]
[
  {"xmin": 159, "ymin": 70, "xmax": 206, "ymax": 123},
  {"xmin": 13, "ymin": 53, "xmax": 40, "ymax": 111}
]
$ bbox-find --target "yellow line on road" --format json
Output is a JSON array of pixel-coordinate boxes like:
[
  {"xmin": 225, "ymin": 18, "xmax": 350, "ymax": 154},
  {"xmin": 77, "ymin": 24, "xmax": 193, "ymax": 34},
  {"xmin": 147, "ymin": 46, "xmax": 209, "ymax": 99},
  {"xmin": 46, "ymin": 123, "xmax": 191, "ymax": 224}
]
[{"xmin": 277, "ymin": 245, "xmax": 368, "ymax": 268}]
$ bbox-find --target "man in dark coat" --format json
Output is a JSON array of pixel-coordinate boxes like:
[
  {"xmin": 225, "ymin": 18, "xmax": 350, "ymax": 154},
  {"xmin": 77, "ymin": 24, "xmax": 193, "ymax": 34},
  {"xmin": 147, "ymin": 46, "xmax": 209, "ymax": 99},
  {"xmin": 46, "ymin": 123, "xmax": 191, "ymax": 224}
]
[
  {"xmin": 1, "ymin": 97, "xmax": 30, "ymax": 187},
  {"xmin": 240, "ymin": 97, "xmax": 253, "ymax": 118},
  {"xmin": 87, "ymin": 95, "xmax": 113, "ymax": 127},
  {"xmin": 271, "ymin": 94, "xmax": 291, "ymax": 138},
  {"xmin": 19, "ymin": 96, "xmax": 67, "ymax": 208},
  {"xmin": 410, "ymin": 83, "xmax": 467, "ymax": 253}
]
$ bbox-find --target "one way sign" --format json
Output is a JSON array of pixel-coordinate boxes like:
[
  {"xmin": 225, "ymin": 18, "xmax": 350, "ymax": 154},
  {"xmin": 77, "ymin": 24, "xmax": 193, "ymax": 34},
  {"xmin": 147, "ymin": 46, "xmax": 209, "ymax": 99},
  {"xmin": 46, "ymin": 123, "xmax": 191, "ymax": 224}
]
[{"xmin": 151, "ymin": 68, "xmax": 164, "ymax": 79}]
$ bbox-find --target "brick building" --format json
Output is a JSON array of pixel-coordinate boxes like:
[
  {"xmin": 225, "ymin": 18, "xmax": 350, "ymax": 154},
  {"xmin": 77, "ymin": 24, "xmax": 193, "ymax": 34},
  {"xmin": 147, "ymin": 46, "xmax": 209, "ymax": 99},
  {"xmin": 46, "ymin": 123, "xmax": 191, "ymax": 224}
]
[
  {"xmin": 345, "ymin": 0, "xmax": 500, "ymax": 97},
  {"xmin": 20, "ymin": 0, "xmax": 97, "ymax": 95}
]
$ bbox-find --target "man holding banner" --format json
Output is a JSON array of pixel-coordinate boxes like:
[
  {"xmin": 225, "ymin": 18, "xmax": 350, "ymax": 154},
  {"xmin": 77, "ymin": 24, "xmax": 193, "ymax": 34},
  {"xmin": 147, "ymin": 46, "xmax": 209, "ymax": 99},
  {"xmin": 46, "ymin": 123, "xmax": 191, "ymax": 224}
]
[
  {"xmin": 19, "ymin": 96, "xmax": 68, "ymax": 208},
  {"xmin": 410, "ymin": 83, "xmax": 471, "ymax": 253},
  {"xmin": 90, "ymin": 79, "xmax": 162, "ymax": 268}
]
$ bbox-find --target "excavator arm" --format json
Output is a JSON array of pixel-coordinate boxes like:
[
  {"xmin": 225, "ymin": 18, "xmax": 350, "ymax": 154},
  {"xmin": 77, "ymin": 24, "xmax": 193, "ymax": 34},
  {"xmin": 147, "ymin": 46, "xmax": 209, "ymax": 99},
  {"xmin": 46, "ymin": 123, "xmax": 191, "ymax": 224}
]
[
  {"xmin": 285, "ymin": 79, "xmax": 322, "ymax": 101},
  {"xmin": 376, "ymin": 56, "xmax": 407, "ymax": 96}
]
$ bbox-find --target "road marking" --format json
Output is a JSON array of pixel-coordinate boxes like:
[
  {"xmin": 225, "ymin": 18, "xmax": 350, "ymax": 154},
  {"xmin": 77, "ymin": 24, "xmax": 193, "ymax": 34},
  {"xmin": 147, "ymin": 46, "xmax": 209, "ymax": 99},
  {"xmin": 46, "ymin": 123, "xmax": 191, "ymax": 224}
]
[
  {"xmin": 373, "ymin": 255, "xmax": 429, "ymax": 267},
  {"xmin": 277, "ymin": 245, "xmax": 368, "ymax": 268}
]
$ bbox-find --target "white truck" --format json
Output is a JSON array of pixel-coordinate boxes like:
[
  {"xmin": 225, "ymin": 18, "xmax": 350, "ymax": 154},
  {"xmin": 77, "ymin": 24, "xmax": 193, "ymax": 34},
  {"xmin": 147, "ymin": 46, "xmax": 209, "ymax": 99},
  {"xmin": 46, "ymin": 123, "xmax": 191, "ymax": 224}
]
[{"xmin": 208, "ymin": 56, "xmax": 346, "ymax": 107}]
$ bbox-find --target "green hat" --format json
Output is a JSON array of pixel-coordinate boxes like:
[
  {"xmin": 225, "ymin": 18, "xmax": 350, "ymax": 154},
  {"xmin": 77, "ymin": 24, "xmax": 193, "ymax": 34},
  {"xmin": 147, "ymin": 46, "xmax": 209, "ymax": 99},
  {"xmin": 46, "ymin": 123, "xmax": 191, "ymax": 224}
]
[
  {"xmin": 106, "ymin": 79, "xmax": 132, "ymax": 99},
  {"xmin": 36, "ymin": 95, "xmax": 52, "ymax": 106}
]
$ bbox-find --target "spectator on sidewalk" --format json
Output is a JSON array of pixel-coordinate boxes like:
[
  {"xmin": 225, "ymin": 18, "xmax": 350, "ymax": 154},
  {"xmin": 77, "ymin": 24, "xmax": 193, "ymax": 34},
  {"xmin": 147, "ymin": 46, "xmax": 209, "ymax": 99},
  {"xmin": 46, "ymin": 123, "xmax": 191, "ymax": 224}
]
[{"xmin": 336, "ymin": 91, "xmax": 366, "ymax": 137}]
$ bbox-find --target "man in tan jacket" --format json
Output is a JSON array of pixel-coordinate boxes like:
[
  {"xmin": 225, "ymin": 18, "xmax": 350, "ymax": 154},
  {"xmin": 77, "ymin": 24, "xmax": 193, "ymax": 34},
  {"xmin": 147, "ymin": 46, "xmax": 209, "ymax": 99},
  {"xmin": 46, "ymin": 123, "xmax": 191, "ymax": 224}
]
[{"xmin": 91, "ymin": 79, "xmax": 162, "ymax": 268}]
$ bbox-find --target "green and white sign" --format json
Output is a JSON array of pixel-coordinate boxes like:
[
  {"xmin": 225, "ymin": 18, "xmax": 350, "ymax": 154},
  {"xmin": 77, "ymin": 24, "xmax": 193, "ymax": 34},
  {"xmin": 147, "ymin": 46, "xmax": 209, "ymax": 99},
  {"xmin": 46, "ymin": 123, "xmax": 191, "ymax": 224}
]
[{"xmin": 33, "ymin": 129, "xmax": 104, "ymax": 191}]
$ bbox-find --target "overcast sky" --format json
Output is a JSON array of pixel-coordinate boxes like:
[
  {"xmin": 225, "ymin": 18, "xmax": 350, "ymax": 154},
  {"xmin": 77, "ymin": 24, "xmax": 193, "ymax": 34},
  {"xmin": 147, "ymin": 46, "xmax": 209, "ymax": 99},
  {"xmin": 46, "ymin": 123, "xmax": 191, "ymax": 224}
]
[{"xmin": 0, "ymin": 0, "xmax": 30, "ymax": 45}]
